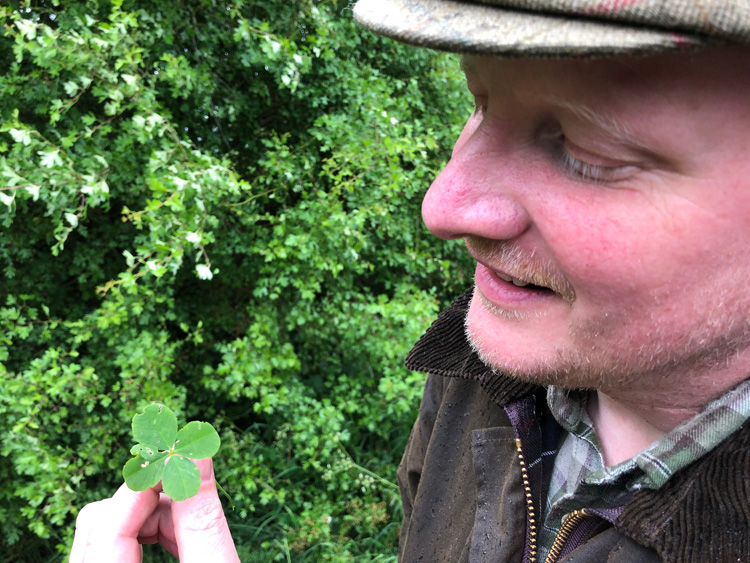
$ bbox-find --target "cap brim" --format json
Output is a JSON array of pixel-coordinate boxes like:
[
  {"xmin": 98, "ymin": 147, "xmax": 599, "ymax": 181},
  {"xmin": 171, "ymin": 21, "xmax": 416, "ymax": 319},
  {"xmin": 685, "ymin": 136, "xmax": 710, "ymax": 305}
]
[{"xmin": 353, "ymin": 0, "xmax": 715, "ymax": 57}]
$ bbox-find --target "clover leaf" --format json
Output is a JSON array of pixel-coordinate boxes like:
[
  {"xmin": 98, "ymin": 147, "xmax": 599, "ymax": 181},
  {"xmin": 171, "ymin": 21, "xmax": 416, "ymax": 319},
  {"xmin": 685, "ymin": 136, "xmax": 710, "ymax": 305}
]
[{"xmin": 122, "ymin": 404, "xmax": 220, "ymax": 501}]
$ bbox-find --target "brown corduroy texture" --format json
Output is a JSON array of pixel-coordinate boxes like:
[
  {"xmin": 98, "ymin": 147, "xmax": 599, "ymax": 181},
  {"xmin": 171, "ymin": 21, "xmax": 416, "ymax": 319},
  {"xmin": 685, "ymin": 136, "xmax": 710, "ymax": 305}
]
[
  {"xmin": 352, "ymin": 0, "xmax": 750, "ymax": 57},
  {"xmin": 618, "ymin": 421, "xmax": 750, "ymax": 562},
  {"xmin": 404, "ymin": 288, "xmax": 538, "ymax": 406}
]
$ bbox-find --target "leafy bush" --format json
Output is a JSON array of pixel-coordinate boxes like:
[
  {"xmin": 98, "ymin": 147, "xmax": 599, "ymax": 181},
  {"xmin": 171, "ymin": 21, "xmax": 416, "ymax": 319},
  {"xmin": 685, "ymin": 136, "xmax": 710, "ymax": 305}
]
[{"xmin": 0, "ymin": 1, "xmax": 472, "ymax": 560}]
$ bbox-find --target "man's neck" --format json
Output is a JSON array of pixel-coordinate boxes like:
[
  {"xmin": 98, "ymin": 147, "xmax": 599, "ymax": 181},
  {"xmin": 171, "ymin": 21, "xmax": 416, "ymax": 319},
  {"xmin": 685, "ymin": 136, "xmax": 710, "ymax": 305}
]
[
  {"xmin": 585, "ymin": 359, "xmax": 750, "ymax": 466},
  {"xmin": 586, "ymin": 391, "xmax": 689, "ymax": 466}
]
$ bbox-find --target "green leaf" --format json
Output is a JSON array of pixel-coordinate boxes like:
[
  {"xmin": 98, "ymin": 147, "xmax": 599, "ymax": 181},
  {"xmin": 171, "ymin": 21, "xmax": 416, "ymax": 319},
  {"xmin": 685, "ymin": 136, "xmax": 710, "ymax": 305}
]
[
  {"xmin": 14, "ymin": 19, "xmax": 37, "ymax": 40},
  {"xmin": 122, "ymin": 453, "xmax": 166, "ymax": 491},
  {"xmin": 132, "ymin": 404, "xmax": 177, "ymax": 450},
  {"xmin": 0, "ymin": 191, "xmax": 14, "ymax": 207},
  {"xmin": 130, "ymin": 443, "xmax": 165, "ymax": 462},
  {"xmin": 172, "ymin": 421, "xmax": 220, "ymax": 459},
  {"xmin": 63, "ymin": 81, "xmax": 79, "ymax": 97},
  {"xmin": 125, "ymin": 405, "xmax": 220, "ymax": 500},
  {"xmin": 39, "ymin": 148, "xmax": 63, "ymax": 169},
  {"xmin": 64, "ymin": 213, "xmax": 78, "ymax": 227},
  {"xmin": 8, "ymin": 128, "xmax": 31, "ymax": 146},
  {"xmin": 161, "ymin": 455, "xmax": 200, "ymax": 501}
]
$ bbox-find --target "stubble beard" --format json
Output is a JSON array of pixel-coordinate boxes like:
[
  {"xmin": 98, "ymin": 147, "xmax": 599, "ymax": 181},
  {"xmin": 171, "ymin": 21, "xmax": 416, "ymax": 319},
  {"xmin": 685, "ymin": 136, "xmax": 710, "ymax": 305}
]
[{"xmin": 466, "ymin": 284, "xmax": 750, "ymax": 394}]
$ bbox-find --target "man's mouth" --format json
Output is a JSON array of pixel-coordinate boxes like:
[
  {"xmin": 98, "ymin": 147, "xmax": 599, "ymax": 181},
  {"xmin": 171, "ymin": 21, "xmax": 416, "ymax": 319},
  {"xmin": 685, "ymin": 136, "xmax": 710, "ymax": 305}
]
[
  {"xmin": 464, "ymin": 238, "xmax": 576, "ymax": 302},
  {"xmin": 495, "ymin": 271, "xmax": 545, "ymax": 289}
]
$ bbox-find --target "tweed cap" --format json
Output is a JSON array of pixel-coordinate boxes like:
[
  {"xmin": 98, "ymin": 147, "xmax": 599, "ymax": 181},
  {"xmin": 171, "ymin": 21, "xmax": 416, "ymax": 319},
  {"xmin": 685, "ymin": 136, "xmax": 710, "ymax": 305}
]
[{"xmin": 353, "ymin": 0, "xmax": 750, "ymax": 57}]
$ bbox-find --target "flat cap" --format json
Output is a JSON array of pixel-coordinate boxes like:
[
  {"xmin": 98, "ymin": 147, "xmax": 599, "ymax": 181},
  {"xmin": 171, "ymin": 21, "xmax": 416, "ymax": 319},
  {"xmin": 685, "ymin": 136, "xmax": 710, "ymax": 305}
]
[{"xmin": 353, "ymin": 0, "xmax": 750, "ymax": 57}]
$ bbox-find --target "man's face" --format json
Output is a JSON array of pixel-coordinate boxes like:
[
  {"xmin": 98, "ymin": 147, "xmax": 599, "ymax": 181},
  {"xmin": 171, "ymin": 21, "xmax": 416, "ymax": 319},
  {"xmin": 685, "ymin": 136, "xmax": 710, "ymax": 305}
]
[{"xmin": 423, "ymin": 48, "xmax": 750, "ymax": 394}]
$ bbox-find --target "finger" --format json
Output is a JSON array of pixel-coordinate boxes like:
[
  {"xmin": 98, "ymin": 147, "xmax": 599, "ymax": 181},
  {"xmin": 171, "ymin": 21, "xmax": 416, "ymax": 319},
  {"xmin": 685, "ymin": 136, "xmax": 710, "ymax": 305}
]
[
  {"xmin": 137, "ymin": 493, "xmax": 171, "ymax": 540},
  {"xmin": 137, "ymin": 493, "xmax": 179, "ymax": 558},
  {"xmin": 69, "ymin": 499, "xmax": 106, "ymax": 563},
  {"xmin": 70, "ymin": 485, "xmax": 160, "ymax": 563},
  {"xmin": 171, "ymin": 458, "xmax": 240, "ymax": 562},
  {"xmin": 110, "ymin": 483, "xmax": 161, "ymax": 537}
]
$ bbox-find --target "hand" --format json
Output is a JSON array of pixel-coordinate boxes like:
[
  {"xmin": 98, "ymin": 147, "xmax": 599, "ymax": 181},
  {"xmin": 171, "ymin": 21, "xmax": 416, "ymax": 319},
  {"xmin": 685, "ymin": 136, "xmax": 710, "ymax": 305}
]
[{"xmin": 69, "ymin": 458, "xmax": 239, "ymax": 562}]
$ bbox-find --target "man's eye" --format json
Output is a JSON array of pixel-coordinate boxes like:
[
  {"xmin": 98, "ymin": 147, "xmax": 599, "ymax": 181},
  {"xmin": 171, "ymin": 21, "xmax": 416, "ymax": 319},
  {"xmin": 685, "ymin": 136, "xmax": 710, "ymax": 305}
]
[
  {"xmin": 548, "ymin": 131, "xmax": 633, "ymax": 184},
  {"xmin": 559, "ymin": 148, "xmax": 622, "ymax": 183}
]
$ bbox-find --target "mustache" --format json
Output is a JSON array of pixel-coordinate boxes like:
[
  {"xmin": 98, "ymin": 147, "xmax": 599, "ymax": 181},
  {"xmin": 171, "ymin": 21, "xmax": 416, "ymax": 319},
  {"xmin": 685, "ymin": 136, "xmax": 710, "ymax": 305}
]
[{"xmin": 465, "ymin": 237, "xmax": 577, "ymax": 303}]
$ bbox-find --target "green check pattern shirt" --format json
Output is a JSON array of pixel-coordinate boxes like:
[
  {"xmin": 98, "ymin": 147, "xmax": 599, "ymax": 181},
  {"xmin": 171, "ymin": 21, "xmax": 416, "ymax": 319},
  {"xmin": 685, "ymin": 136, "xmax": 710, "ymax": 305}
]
[{"xmin": 536, "ymin": 379, "xmax": 750, "ymax": 561}]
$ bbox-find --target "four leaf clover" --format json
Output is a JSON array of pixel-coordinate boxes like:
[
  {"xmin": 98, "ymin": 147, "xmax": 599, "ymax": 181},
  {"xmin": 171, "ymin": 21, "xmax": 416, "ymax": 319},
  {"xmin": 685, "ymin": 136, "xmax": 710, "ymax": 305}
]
[{"xmin": 122, "ymin": 404, "xmax": 220, "ymax": 501}]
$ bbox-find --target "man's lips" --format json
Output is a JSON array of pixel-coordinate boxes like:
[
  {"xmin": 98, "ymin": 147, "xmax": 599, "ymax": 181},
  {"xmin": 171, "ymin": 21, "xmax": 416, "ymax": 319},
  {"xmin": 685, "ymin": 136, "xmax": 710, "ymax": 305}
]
[
  {"xmin": 474, "ymin": 262, "xmax": 556, "ymax": 307},
  {"xmin": 465, "ymin": 238, "xmax": 576, "ymax": 303},
  {"xmin": 467, "ymin": 250, "xmax": 552, "ymax": 291},
  {"xmin": 490, "ymin": 265, "xmax": 546, "ymax": 289}
]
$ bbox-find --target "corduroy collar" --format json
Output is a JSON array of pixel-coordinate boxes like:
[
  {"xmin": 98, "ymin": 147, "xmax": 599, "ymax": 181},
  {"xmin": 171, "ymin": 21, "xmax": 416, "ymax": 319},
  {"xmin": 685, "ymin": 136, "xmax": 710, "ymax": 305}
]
[{"xmin": 404, "ymin": 287, "xmax": 539, "ymax": 407}]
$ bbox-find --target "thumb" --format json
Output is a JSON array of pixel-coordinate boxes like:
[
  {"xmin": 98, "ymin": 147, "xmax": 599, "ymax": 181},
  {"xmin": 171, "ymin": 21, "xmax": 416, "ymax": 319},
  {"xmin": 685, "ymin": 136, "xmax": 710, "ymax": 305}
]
[{"xmin": 171, "ymin": 458, "xmax": 239, "ymax": 562}]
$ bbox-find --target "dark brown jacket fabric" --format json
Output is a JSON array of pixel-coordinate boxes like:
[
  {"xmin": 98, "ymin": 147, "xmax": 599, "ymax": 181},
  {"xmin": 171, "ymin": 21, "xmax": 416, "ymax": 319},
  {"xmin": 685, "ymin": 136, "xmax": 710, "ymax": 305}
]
[{"xmin": 398, "ymin": 291, "xmax": 750, "ymax": 563}]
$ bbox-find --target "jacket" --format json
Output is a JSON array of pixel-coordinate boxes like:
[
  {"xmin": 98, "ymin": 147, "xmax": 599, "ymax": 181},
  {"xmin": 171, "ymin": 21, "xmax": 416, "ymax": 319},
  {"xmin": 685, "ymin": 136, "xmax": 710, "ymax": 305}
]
[{"xmin": 397, "ymin": 291, "xmax": 750, "ymax": 562}]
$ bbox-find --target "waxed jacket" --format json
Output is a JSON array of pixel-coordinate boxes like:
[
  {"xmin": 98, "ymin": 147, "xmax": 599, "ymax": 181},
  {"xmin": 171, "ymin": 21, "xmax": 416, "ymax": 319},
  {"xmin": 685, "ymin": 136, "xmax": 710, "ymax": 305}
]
[{"xmin": 397, "ymin": 291, "xmax": 750, "ymax": 563}]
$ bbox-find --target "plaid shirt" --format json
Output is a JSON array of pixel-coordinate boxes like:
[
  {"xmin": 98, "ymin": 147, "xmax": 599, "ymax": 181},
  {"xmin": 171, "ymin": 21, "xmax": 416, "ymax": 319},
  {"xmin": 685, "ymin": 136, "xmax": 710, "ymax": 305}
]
[{"xmin": 537, "ymin": 378, "xmax": 750, "ymax": 561}]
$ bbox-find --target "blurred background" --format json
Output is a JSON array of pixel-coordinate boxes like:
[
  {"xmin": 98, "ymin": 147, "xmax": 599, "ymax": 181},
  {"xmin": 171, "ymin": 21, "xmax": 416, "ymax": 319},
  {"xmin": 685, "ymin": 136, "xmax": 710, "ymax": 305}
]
[{"xmin": 0, "ymin": 1, "xmax": 473, "ymax": 560}]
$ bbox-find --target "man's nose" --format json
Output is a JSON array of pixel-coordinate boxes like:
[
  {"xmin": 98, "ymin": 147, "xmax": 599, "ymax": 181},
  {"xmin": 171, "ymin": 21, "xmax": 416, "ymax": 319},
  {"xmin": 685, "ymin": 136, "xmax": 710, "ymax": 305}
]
[{"xmin": 421, "ymin": 147, "xmax": 531, "ymax": 241}]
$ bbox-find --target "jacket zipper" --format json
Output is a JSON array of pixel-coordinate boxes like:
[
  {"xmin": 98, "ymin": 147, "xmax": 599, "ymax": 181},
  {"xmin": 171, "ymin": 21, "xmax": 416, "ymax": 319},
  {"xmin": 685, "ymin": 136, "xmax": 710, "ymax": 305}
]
[
  {"xmin": 514, "ymin": 438, "xmax": 539, "ymax": 563},
  {"xmin": 543, "ymin": 509, "xmax": 591, "ymax": 563},
  {"xmin": 515, "ymin": 437, "xmax": 592, "ymax": 563}
]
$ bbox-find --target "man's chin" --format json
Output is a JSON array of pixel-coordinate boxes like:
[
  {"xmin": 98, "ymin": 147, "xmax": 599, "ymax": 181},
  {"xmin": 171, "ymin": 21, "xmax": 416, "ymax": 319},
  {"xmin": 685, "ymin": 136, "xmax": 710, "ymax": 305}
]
[
  {"xmin": 467, "ymin": 338, "xmax": 599, "ymax": 390},
  {"xmin": 464, "ymin": 291, "xmax": 574, "ymax": 384},
  {"xmin": 463, "ymin": 311, "xmax": 606, "ymax": 391}
]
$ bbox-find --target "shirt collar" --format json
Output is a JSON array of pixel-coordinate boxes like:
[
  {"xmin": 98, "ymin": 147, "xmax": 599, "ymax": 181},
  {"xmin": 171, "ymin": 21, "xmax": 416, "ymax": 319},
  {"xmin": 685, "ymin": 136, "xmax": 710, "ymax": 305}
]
[{"xmin": 547, "ymin": 378, "xmax": 750, "ymax": 489}]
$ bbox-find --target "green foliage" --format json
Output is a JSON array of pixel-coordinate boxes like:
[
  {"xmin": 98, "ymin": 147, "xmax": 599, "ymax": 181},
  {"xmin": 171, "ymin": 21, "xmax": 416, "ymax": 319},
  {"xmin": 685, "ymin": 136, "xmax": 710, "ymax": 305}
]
[
  {"xmin": 123, "ymin": 403, "xmax": 220, "ymax": 501},
  {"xmin": 0, "ymin": 0, "xmax": 472, "ymax": 560}
]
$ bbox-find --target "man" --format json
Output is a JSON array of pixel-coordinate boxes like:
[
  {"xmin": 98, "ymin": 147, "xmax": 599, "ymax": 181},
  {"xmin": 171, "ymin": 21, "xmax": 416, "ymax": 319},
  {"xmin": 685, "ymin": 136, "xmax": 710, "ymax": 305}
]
[
  {"xmin": 72, "ymin": 2, "xmax": 750, "ymax": 562},
  {"xmin": 352, "ymin": 1, "xmax": 750, "ymax": 562}
]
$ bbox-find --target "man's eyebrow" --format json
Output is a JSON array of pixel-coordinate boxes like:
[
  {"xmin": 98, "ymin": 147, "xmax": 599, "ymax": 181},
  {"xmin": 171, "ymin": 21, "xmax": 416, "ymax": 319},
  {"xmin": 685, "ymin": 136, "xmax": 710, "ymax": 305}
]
[{"xmin": 542, "ymin": 95, "xmax": 640, "ymax": 145}]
